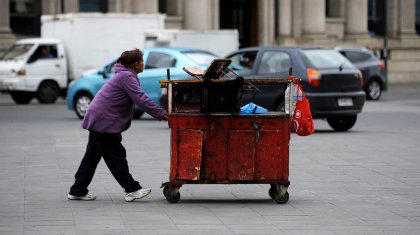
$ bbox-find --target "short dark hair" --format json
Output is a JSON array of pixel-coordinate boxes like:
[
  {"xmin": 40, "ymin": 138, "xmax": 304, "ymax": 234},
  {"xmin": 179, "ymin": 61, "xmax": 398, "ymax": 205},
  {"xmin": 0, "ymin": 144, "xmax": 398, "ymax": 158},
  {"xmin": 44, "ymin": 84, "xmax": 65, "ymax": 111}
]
[{"xmin": 117, "ymin": 48, "xmax": 144, "ymax": 71}]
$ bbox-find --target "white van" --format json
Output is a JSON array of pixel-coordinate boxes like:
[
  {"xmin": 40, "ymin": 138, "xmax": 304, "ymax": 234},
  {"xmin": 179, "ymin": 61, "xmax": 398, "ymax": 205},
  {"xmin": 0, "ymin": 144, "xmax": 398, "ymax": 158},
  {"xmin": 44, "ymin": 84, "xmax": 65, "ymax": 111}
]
[{"xmin": 0, "ymin": 38, "xmax": 67, "ymax": 104}]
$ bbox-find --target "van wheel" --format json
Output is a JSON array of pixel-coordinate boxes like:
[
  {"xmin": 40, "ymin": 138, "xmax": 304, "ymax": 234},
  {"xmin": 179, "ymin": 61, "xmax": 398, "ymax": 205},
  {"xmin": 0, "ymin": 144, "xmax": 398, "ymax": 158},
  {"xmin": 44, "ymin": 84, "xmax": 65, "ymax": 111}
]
[
  {"xmin": 74, "ymin": 92, "xmax": 93, "ymax": 119},
  {"xmin": 37, "ymin": 81, "xmax": 59, "ymax": 104},
  {"xmin": 327, "ymin": 116, "xmax": 357, "ymax": 132},
  {"xmin": 10, "ymin": 91, "xmax": 33, "ymax": 104}
]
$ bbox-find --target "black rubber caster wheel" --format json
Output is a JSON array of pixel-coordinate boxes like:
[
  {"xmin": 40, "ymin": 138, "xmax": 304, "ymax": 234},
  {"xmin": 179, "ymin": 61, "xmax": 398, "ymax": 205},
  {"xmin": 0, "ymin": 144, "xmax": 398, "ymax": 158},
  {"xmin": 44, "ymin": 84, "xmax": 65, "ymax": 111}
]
[
  {"xmin": 273, "ymin": 191, "xmax": 289, "ymax": 204},
  {"xmin": 268, "ymin": 186, "xmax": 276, "ymax": 199},
  {"xmin": 165, "ymin": 189, "xmax": 180, "ymax": 203},
  {"xmin": 163, "ymin": 185, "xmax": 170, "ymax": 196}
]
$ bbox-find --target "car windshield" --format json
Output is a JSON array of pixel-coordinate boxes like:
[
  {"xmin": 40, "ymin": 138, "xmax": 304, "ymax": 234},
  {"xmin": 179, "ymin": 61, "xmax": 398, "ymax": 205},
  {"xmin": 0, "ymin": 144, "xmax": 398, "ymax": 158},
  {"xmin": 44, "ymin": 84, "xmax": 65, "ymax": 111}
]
[
  {"xmin": 302, "ymin": 49, "xmax": 354, "ymax": 70},
  {"xmin": 183, "ymin": 51, "xmax": 218, "ymax": 65},
  {"xmin": 1, "ymin": 43, "xmax": 34, "ymax": 60}
]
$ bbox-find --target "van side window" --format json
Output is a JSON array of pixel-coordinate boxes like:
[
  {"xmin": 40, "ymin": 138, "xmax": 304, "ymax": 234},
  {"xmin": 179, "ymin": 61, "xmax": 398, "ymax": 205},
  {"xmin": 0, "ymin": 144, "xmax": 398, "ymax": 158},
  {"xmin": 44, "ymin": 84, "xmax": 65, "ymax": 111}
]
[{"xmin": 31, "ymin": 45, "xmax": 58, "ymax": 62}]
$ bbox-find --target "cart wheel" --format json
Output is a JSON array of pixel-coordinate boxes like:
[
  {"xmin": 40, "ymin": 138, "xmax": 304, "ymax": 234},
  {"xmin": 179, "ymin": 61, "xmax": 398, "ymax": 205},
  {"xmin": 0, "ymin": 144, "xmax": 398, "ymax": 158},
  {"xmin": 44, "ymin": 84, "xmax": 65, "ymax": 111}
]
[
  {"xmin": 273, "ymin": 191, "xmax": 289, "ymax": 204},
  {"xmin": 165, "ymin": 190, "xmax": 180, "ymax": 203},
  {"xmin": 268, "ymin": 186, "xmax": 276, "ymax": 199},
  {"xmin": 163, "ymin": 185, "xmax": 170, "ymax": 196}
]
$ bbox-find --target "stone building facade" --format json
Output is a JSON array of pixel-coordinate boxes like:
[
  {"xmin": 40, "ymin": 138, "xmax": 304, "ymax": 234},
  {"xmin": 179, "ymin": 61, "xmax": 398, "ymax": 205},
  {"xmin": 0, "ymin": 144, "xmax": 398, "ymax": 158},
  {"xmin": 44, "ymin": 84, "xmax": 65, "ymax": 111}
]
[{"xmin": 1, "ymin": 0, "xmax": 419, "ymax": 82}]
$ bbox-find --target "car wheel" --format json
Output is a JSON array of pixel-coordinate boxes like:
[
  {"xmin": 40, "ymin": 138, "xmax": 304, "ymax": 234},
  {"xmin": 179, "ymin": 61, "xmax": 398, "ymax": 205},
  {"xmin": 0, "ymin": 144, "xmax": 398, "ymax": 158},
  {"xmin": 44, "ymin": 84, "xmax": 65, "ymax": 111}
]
[
  {"xmin": 327, "ymin": 115, "xmax": 357, "ymax": 131},
  {"xmin": 74, "ymin": 92, "xmax": 93, "ymax": 119},
  {"xmin": 10, "ymin": 91, "xmax": 33, "ymax": 104},
  {"xmin": 132, "ymin": 110, "xmax": 144, "ymax": 119},
  {"xmin": 366, "ymin": 79, "xmax": 382, "ymax": 100},
  {"xmin": 37, "ymin": 81, "xmax": 59, "ymax": 104}
]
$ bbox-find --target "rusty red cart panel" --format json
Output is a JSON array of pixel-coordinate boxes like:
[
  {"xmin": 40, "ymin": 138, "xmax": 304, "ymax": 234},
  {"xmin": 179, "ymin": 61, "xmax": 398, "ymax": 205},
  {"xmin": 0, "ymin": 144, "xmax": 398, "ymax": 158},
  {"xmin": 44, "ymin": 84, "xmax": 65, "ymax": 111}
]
[
  {"xmin": 162, "ymin": 113, "xmax": 292, "ymax": 204},
  {"xmin": 170, "ymin": 114, "xmax": 290, "ymax": 182}
]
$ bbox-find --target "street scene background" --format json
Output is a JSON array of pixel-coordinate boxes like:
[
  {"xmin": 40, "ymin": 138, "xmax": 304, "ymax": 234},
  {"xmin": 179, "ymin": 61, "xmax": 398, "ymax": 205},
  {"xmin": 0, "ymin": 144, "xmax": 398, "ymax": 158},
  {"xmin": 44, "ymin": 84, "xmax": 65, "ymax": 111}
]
[{"xmin": 0, "ymin": 83, "xmax": 419, "ymax": 234}]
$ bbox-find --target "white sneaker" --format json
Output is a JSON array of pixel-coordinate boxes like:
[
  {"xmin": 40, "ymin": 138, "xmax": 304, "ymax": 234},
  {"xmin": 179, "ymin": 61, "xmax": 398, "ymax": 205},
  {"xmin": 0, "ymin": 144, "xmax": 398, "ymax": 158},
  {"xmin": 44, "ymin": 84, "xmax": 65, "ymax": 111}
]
[
  {"xmin": 125, "ymin": 188, "xmax": 151, "ymax": 202},
  {"xmin": 67, "ymin": 193, "xmax": 96, "ymax": 201}
]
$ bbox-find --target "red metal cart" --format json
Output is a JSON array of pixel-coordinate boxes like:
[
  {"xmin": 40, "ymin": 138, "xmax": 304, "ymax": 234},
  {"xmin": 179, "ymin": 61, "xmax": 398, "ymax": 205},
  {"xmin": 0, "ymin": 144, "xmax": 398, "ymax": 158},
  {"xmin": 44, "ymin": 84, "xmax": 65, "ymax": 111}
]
[{"xmin": 160, "ymin": 65, "xmax": 296, "ymax": 204}]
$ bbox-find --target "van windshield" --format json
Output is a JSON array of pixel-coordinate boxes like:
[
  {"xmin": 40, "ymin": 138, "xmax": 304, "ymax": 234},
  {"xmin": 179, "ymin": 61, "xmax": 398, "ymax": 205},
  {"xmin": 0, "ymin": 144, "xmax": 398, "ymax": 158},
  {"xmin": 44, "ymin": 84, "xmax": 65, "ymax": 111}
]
[{"xmin": 1, "ymin": 44, "xmax": 34, "ymax": 60}]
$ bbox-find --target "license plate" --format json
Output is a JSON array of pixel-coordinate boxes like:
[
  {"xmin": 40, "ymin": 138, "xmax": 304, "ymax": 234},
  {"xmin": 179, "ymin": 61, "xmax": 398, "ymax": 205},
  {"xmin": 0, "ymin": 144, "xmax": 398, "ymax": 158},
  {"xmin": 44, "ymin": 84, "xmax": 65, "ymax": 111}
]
[{"xmin": 337, "ymin": 98, "xmax": 353, "ymax": 106}]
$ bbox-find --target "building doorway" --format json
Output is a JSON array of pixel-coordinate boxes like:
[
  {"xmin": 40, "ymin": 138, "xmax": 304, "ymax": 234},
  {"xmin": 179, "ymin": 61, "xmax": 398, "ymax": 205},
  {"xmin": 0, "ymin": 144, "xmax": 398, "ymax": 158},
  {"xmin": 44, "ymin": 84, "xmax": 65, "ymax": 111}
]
[{"xmin": 219, "ymin": 0, "xmax": 258, "ymax": 48}]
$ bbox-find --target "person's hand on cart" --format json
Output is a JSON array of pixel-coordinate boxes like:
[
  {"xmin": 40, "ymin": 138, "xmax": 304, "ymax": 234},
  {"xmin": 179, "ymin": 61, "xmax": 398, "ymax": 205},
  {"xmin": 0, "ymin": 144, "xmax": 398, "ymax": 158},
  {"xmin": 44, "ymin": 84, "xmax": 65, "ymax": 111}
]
[{"xmin": 162, "ymin": 114, "xmax": 169, "ymax": 121}]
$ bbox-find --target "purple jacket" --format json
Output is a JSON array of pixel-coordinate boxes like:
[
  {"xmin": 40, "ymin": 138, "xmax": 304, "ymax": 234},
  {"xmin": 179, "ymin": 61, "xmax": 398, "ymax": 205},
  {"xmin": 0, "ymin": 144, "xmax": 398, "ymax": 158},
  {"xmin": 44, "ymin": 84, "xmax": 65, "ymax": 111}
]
[{"xmin": 82, "ymin": 64, "xmax": 167, "ymax": 133}]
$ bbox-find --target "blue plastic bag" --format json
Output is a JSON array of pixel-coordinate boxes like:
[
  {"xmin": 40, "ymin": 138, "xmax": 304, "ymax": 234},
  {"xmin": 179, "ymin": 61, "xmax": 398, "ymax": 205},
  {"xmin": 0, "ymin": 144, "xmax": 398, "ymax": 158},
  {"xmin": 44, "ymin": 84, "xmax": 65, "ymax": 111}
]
[{"xmin": 240, "ymin": 102, "xmax": 268, "ymax": 114}]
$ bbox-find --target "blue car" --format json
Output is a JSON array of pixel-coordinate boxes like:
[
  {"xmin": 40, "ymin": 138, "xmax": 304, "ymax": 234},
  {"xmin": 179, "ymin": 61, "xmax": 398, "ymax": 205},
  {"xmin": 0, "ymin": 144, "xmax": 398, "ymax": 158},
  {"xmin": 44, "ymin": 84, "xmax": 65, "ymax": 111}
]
[{"xmin": 67, "ymin": 48, "xmax": 218, "ymax": 119}]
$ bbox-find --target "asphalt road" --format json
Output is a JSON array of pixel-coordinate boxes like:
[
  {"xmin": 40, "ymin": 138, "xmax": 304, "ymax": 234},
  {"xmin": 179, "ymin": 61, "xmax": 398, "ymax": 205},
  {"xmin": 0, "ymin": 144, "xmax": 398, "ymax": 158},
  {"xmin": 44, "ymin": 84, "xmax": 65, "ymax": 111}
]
[{"xmin": 0, "ymin": 83, "xmax": 420, "ymax": 234}]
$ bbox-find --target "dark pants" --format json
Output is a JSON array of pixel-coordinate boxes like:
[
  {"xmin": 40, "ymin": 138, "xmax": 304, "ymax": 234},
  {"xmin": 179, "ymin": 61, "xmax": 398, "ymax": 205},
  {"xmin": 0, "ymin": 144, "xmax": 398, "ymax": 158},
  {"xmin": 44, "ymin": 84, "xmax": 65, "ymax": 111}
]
[{"xmin": 69, "ymin": 131, "xmax": 141, "ymax": 196}]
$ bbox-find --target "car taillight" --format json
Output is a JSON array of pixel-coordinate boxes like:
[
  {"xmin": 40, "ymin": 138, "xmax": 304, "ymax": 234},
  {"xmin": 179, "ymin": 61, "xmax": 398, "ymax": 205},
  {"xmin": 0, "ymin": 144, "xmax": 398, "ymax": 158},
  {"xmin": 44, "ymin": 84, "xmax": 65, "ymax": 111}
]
[
  {"xmin": 378, "ymin": 62, "xmax": 385, "ymax": 69},
  {"xmin": 307, "ymin": 68, "xmax": 321, "ymax": 87},
  {"xmin": 357, "ymin": 70, "xmax": 364, "ymax": 87}
]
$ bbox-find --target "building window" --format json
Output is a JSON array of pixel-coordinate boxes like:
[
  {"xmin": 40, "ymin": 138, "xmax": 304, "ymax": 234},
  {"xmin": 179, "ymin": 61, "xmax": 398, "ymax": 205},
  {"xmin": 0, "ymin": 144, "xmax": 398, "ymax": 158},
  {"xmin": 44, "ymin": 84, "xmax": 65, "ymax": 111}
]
[{"xmin": 79, "ymin": 0, "xmax": 108, "ymax": 13}]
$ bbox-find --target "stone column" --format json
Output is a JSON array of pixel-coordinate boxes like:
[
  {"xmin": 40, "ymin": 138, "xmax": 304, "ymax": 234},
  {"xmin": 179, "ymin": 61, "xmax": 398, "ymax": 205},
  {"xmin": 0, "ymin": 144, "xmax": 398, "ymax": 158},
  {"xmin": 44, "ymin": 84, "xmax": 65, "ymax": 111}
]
[
  {"xmin": 279, "ymin": 0, "xmax": 292, "ymax": 39},
  {"xmin": 344, "ymin": 0, "xmax": 369, "ymax": 39},
  {"xmin": 63, "ymin": 0, "xmax": 79, "ymax": 13},
  {"xmin": 183, "ymin": 0, "xmax": 217, "ymax": 30},
  {"xmin": 386, "ymin": 0, "xmax": 399, "ymax": 39},
  {"xmin": 42, "ymin": 0, "xmax": 62, "ymax": 14},
  {"xmin": 0, "ymin": 0, "xmax": 15, "ymax": 49},
  {"xmin": 398, "ymin": 0, "xmax": 420, "ymax": 46},
  {"xmin": 115, "ymin": 0, "xmax": 157, "ymax": 14},
  {"xmin": 399, "ymin": 0, "xmax": 418, "ymax": 38},
  {"xmin": 258, "ymin": 0, "xmax": 274, "ymax": 45},
  {"xmin": 132, "ymin": 0, "xmax": 158, "ymax": 13},
  {"xmin": 302, "ymin": 0, "xmax": 326, "ymax": 37},
  {"xmin": 165, "ymin": 0, "xmax": 183, "ymax": 29},
  {"xmin": 291, "ymin": 0, "xmax": 303, "ymax": 39}
]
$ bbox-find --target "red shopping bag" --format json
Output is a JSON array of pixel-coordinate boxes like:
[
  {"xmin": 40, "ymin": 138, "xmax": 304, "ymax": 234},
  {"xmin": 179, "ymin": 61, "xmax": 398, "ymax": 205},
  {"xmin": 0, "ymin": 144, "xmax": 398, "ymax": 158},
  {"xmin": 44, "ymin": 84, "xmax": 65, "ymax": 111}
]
[{"xmin": 292, "ymin": 83, "xmax": 314, "ymax": 136}]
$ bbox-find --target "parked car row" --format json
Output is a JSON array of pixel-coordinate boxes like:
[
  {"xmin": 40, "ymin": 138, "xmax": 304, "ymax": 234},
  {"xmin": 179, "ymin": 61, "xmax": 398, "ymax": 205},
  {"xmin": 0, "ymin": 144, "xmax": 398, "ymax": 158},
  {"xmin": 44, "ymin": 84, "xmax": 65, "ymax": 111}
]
[{"xmin": 66, "ymin": 45, "xmax": 386, "ymax": 132}]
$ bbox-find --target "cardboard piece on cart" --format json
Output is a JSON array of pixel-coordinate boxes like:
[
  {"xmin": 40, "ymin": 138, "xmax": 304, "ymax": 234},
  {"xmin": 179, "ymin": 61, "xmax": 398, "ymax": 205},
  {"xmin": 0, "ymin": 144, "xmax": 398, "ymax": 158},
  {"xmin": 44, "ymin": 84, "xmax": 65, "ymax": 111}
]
[
  {"xmin": 183, "ymin": 66, "xmax": 205, "ymax": 79},
  {"xmin": 183, "ymin": 59, "xmax": 232, "ymax": 79}
]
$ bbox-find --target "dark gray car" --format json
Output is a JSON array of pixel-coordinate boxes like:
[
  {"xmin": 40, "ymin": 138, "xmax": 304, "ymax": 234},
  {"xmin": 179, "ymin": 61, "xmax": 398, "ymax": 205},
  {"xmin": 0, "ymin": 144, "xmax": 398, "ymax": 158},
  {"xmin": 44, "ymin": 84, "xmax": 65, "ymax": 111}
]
[
  {"xmin": 336, "ymin": 47, "xmax": 387, "ymax": 100},
  {"xmin": 225, "ymin": 47, "xmax": 366, "ymax": 131}
]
